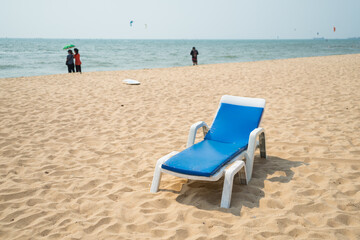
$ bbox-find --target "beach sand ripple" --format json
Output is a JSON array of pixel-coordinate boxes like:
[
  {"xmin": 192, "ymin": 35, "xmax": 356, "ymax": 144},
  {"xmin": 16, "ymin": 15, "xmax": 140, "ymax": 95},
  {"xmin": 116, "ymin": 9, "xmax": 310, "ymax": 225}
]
[{"xmin": 0, "ymin": 54, "xmax": 360, "ymax": 239}]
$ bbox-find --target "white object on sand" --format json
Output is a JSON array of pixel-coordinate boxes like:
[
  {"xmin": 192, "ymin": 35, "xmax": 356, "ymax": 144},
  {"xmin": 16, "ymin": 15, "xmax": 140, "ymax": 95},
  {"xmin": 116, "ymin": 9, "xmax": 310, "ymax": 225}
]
[{"xmin": 123, "ymin": 79, "xmax": 140, "ymax": 85}]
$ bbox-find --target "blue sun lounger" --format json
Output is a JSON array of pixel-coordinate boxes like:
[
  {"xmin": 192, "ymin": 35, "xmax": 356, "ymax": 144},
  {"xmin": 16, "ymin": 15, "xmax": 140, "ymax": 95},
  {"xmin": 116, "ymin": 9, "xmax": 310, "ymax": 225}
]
[{"xmin": 150, "ymin": 95, "xmax": 266, "ymax": 208}]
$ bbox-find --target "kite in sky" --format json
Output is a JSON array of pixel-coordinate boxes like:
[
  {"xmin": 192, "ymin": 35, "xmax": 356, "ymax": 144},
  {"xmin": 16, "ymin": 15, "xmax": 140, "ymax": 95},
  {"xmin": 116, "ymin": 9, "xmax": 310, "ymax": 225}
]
[{"xmin": 130, "ymin": 20, "xmax": 134, "ymax": 27}]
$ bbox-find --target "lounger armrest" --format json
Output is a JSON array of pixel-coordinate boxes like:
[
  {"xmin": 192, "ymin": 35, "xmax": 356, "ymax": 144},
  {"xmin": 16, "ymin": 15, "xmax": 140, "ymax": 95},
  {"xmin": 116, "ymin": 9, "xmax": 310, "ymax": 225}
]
[
  {"xmin": 245, "ymin": 127, "xmax": 266, "ymax": 182},
  {"xmin": 186, "ymin": 121, "xmax": 209, "ymax": 148},
  {"xmin": 247, "ymin": 127, "xmax": 264, "ymax": 158}
]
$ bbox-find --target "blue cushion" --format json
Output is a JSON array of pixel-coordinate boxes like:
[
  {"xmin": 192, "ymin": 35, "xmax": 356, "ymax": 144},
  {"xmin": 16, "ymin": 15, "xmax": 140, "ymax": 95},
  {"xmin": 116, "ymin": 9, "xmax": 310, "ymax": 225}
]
[
  {"xmin": 162, "ymin": 139, "xmax": 247, "ymax": 177},
  {"xmin": 205, "ymin": 103, "xmax": 264, "ymax": 144},
  {"xmin": 162, "ymin": 103, "xmax": 263, "ymax": 177}
]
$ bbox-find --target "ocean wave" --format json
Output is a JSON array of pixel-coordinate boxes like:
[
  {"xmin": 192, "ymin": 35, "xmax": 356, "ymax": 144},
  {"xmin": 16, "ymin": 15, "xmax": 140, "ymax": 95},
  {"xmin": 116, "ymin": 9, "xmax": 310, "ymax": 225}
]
[
  {"xmin": 0, "ymin": 64, "xmax": 23, "ymax": 70},
  {"xmin": 221, "ymin": 55, "xmax": 238, "ymax": 59}
]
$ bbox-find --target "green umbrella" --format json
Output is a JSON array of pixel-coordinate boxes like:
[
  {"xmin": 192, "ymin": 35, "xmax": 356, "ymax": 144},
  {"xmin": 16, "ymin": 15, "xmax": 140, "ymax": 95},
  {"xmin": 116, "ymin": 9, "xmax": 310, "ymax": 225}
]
[{"xmin": 63, "ymin": 44, "xmax": 75, "ymax": 50}]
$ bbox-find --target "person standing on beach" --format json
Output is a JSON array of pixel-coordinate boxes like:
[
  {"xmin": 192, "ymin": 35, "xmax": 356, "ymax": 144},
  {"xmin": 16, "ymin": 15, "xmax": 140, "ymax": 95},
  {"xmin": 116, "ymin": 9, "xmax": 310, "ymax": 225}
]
[
  {"xmin": 66, "ymin": 50, "xmax": 75, "ymax": 73},
  {"xmin": 190, "ymin": 47, "xmax": 199, "ymax": 65},
  {"xmin": 74, "ymin": 48, "xmax": 82, "ymax": 73}
]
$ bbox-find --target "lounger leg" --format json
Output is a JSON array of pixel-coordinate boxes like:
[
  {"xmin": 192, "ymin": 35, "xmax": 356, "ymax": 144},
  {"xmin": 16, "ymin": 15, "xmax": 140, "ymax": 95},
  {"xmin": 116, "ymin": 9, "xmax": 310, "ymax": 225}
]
[
  {"xmin": 150, "ymin": 164, "xmax": 163, "ymax": 193},
  {"xmin": 259, "ymin": 132, "xmax": 266, "ymax": 159},
  {"xmin": 239, "ymin": 167, "xmax": 247, "ymax": 185},
  {"xmin": 220, "ymin": 161, "xmax": 246, "ymax": 208},
  {"xmin": 150, "ymin": 152, "xmax": 178, "ymax": 193}
]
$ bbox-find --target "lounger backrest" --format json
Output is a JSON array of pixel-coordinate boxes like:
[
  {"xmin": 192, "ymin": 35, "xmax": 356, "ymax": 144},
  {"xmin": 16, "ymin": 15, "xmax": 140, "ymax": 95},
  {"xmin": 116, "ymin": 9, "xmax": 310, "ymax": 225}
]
[{"xmin": 205, "ymin": 95, "xmax": 265, "ymax": 144}]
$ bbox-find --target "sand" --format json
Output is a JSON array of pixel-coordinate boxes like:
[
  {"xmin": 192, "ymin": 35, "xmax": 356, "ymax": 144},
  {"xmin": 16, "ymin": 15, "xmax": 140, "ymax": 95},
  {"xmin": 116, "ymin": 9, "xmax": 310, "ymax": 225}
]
[{"xmin": 0, "ymin": 54, "xmax": 359, "ymax": 239}]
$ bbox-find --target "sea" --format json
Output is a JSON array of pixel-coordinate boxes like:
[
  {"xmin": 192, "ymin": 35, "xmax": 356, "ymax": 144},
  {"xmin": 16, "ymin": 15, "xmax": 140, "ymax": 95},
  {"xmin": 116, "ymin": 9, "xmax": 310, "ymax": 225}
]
[{"xmin": 1, "ymin": 38, "xmax": 360, "ymax": 78}]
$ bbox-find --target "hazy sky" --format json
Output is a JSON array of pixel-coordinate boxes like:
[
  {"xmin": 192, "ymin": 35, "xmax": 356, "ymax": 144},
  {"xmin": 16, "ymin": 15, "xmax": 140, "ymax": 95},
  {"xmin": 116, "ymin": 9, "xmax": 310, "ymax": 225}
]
[{"xmin": 1, "ymin": 0, "xmax": 359, "ymax": 39}]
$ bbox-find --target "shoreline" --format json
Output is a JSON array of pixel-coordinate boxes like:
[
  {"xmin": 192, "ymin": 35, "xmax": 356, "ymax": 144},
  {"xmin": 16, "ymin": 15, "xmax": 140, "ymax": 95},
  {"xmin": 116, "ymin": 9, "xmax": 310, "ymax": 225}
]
[{"xmin": 2, "ymin": 53, "xmax": 360, "ymax": 80}]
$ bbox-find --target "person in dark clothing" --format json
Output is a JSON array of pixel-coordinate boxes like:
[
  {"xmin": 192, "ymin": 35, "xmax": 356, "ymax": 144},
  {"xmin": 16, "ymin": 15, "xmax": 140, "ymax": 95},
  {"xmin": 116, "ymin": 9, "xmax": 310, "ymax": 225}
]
[
  {"xmin": 66, "ymin": 50, "xmax": 75, "ymax": 73},
  {"xmin": 190, "ymin": 47, "xmax": 199, "ymax": 65}
]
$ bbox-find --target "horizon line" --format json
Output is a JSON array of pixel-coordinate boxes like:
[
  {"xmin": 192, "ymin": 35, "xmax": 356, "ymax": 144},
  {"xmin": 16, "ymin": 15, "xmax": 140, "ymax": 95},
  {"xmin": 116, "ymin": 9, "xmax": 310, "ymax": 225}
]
[{"xmin": 1, "ymin": 37, "xmax": 359, "ymax": 41}]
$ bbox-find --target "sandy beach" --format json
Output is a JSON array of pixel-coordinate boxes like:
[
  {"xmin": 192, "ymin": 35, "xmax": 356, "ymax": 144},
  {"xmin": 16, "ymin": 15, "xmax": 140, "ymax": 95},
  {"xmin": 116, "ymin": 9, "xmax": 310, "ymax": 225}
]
[{"xmin": 0, "ymin": 54, "xmax": 359, "ymax": 239}]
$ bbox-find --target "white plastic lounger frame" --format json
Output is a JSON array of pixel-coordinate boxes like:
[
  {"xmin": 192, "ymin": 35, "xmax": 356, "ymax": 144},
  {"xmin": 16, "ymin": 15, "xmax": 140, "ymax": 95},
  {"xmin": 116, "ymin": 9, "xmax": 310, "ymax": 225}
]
[{"xmin": 150, "ymin": 95, "xmax": 266, "ymax": 208}]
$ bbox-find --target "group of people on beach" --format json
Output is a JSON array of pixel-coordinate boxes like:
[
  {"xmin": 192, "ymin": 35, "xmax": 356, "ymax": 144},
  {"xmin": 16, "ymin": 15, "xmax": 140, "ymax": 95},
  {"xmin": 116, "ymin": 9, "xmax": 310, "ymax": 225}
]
[
  {"xmin": 66, "ymin": 48, "xmax": 82, "ymax": 73},
  {"xmin": 65, "ymin": 46, "xmax": 199, "ymax": 73}
]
